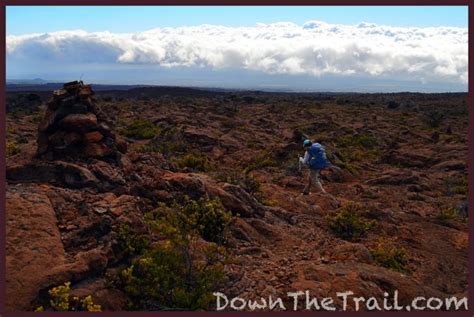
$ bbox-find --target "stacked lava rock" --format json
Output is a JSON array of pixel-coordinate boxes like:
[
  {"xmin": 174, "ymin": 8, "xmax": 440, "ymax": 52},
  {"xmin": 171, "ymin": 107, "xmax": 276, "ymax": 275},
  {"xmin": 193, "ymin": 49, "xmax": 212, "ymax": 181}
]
[{"xmin": 36, "ymin": 81, "xmax": 121, "ymax": 159}]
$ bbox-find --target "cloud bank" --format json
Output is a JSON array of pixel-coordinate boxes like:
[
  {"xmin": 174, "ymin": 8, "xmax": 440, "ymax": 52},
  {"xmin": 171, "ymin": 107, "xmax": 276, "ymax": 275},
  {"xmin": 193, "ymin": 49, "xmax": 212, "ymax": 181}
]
[{"xmin": 7, "ymin": 21, "xmax": 468, "ymax": 86}]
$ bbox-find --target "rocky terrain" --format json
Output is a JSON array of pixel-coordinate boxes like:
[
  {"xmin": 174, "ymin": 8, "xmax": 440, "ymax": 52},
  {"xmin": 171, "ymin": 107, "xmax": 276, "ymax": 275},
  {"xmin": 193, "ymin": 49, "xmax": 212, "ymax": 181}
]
[{"xmin": 6, "ymin": 84, "xmax": 468, "ymax": 311}]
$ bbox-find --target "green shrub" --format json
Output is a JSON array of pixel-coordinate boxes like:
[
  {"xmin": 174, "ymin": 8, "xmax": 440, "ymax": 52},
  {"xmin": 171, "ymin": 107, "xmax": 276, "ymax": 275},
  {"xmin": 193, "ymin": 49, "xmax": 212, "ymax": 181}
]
[
  {"xmin": 35, "ymin": 282, "xmax": 101, "ymax": 312},
  {"xmin": 148, "ymin": 197, "xmax": 232, "ymax": 244},
  {"xmin": 444, "ymin": 176, "xmax": 468, "ymax": 197},
  {"xmin": 30, "ymin": 112, "xmax": 43, "ymax": 124},
  {"xmin": 370, "ymin": 241, "xmax": 409, "ymax": 273},
  {"xmin": 137, "ymin": 139, "xmax": 188, "ymax": 156},
  {"xmin": 327, "ymin": 202, "xmax": 375, "ymax": 241},
  {"xmin": 117, "ymin": 222, "xmax": 150, "ymax": 257},
  {"xmin": 116, "ymin": 197, "xmax": 231, "ymax": 310},
  {"xmin": 216, "ymin": 172, "xmax": 261, "ymax": 193},
  {"xmin": 118, "ymin": 243, "xmax": 225, "ymax": 310},
  {"xmin": 244, "ymin": 153, "xmax": 277, "ymax": 174},
  {"xmin": 435, "ymin": 207, "xmax": 460, "ymax": 222},
  {"xmin": 260, "ymin": 198, "xmax": 278, "ymax": 207},
  {"xmin": 174, "ymin": 153, "xmax": 214, "ymax": 172},
  {"xmin": 120, "ymin": 120, "xmax": 159, "ymax": 139},
  {"xmin": 241, "ymin": 175, "xmax": 262, "ymax": 194},
  {"xmin": 426, "ymin": 110, "xmax": 445, "ymax": 128},
  {"xmin": 6, "ymin": 141, "xmax": 20, "ymax": 156},
  {"xmin": 335, "ymin": 135, "xmax": 377, "ymax": 149}
]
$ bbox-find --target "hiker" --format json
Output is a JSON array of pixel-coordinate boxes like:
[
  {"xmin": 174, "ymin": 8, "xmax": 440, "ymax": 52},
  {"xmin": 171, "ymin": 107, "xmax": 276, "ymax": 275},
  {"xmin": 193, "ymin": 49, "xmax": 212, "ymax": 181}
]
[{"xmin": 299, "ymin": 139, "xmax": 329, "ymax": 195}]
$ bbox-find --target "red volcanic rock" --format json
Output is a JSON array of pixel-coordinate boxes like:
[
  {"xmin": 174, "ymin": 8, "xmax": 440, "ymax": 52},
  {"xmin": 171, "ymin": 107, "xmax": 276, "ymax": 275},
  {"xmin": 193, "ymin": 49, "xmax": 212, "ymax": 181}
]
[
  {"xmin": 59, "ymin": 113, "xmax": 98, "ymax": 133},
  {"xmin": 6, "ymin": 185, "xmax": 66, "ymax": 311},
  {"xmin": 84, "ymin": 131, "xmax": 104, "ymax": 143}
]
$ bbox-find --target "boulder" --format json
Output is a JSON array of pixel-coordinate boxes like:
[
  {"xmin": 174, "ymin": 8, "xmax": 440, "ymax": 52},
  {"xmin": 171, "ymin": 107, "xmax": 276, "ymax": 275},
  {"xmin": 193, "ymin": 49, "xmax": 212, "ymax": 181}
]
[
  {"xmin": 220, "ymin": 183, "xmax": 265, "ymax": 217},
  {"xmin": 90, "ymin": 160, "xmax": 126, "ymax": 186},
  {"xmin": 301, "ymin": 262, "xmax": 445, "ymax": 309},
  {"xmin": 6, "ymin": 185, "xmax": 66, "ymax": 311},
  {"xmin": 7, "ymin": 161, "xmax": 99, "ymax": 189}
]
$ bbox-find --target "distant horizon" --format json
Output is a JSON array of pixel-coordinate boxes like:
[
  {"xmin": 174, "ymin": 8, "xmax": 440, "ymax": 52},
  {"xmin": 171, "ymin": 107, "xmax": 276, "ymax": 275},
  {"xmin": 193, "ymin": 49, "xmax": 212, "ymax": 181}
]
[{"xmin": 6, "ymin": 77, "xmax": 468, "ymax": 94}]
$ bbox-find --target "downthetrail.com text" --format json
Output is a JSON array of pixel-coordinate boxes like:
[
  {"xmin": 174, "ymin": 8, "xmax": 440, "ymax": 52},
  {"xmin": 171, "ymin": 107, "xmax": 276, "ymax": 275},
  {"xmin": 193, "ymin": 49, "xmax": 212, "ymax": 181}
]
[{"xmin": 213, "ymin": 291, "xmax": 468, "ymax": 311}]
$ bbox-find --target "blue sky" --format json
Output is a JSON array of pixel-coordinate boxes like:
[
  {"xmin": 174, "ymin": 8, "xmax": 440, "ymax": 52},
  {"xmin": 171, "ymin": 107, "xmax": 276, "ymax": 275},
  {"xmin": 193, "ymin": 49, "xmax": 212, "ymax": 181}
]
[{"xmin": 7, "ymin": 6, "xmax": 468, "ymax": 35}]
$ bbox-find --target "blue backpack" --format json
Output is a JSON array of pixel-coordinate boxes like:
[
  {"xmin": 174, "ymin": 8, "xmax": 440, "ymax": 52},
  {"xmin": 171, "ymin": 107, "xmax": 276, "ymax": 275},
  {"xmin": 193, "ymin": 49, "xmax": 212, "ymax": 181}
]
[{"xmin": 308, "ymin": 143, "xmax": 329, "ymax": 170}]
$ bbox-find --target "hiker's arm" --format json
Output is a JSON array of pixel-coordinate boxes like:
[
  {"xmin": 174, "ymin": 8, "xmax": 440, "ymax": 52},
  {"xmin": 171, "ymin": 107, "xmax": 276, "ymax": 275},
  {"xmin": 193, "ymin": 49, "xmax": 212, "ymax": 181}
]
[{"xmin": 299, "ymin": 151, "xmax": 309, "ymax": 165}]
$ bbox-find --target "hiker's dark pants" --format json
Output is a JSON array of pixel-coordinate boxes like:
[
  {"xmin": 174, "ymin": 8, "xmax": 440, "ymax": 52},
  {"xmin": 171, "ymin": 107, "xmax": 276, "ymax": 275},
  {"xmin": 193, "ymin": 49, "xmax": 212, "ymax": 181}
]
[{"xmin": 303, "ymin": 169, "xmax": 326, "ymax": 194}]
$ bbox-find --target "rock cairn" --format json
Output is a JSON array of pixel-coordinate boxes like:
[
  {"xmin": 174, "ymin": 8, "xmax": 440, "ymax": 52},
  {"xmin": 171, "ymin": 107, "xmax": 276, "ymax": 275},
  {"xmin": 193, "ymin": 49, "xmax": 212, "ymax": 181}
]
[{"xmin": 36, "ymin": 81, "xmax": 123, "ymax": 159}]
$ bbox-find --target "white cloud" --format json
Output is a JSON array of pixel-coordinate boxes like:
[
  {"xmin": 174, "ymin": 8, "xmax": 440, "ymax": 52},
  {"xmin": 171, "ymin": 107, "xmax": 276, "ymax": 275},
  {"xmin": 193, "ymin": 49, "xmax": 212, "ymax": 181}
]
[{"xmin": 6, "ymin": 21, "xmax": 468, "ymax": 84}]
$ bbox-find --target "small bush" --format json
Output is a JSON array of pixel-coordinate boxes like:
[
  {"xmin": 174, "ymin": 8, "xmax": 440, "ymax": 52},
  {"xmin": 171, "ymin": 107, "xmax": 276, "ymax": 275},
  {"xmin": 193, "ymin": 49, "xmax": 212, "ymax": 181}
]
[
  {"xmin": 241, "ymin": 175, "xmax": 262, "ymax": 194},
  {"xmin": 120, "ymin": 120, "xmax": 159, "ymax": 139},
  {"xmin": 6, "ymin": 141, "xmax": 20, "ymax": 156},
  {"xmin": 30, "ymin": 112, "xmax": 43, "ymax": 124},
  {"xmin": 35, "ymin": 282, "xmax": 101, "ymax": 312},
  {"xmin": 327, "ymin": 202, "xmax": 375, "ymax": 241},
  {"xmin": 116, "ymin": 197, "xmax": 231, "ymax": 310},
  {"xmin": 435, "ymin": 207, "xmax": 460, "ymax": 222},
  {"xmin": 214, "ymin": 172, "xmax": 261, "ymax": 194},
  {"xmin": 335, "ymin": 135, "xmax": 377, "ymax": 149},
  {"xmin": 260, "ymin": 198, "xmax": 278, "ymax": 207},
  {"xmin": 117, "ymin": 243, "xmax": 225, "ymax": 310},
  {"xmin": 117, "ymin": 222, "xmax": 150, "ymax": 257},
  {"xmin": 444, "ymin": 176, "xmax": 467, "ymax": 197},
  {"xmin": 244, "ymin": 153, "xmax": 277, "ymax": 174},
  {"xmin": 426, "ymin": 110, "xmax": 445, "ymax": 128},
  {"xmin": 371, "ymin": 241, "xmax": 409, "ymax": 273},
  {"xmin": 174, "ymin": 153, "xmax": 214, "ymax": 172},
  {"xmin": 148, "ymin": 197, "xmax": 232, "ymax": 244},
  {"xmin": 387, "ymin": 100, "xmax": 400, "ymax": 109}
]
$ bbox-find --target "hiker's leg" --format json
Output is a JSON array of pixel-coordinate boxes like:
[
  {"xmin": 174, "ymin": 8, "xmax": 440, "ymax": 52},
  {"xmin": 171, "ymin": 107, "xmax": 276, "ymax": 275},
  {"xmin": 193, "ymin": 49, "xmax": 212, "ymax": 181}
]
[
  {"xmin": 313, "ymin": 170, "xmax": 327, "ymax": 193},
  {"xmin": 303, "ymin": 170, "xmax": 312, "ymax": 194}
]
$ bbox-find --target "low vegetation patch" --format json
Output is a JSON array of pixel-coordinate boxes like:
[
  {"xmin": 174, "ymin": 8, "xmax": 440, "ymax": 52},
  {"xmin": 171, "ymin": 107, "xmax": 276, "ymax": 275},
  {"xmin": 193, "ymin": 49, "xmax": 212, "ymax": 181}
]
[
  {"xmin": 6, "ymin": 141, "xmax": 20, "ymax": 157},
  {"xmin": 435, "ymin": 207, "xmax": 461, "ymax": 222},
  {"xmin": 370, "ymin": 240, "xmax": 409, "ymax": 273},
  {"xmin": 244, "ymin": 152, "xmax": 277, "ymax": 174},
  {"xmin": 35, "ymin": 282, "xmax": 101, "ymax": 312},
  {"xmin": 327, "ymin": 202, "xmax": 376, "ymax": 242},
  {"xmin": 174, "ymin": 153, "xmax": 214, "ymax": 172},
  {"xmin": 334, "ymin": 134, "xmax": 378, "ymax": 149},
  {"xmin": 444, "ymin": 176, "xmax": 468, "ymax": 197},
  {"xmin": 117, "ymin": 221, "xmax": 150, "ymax": 257},
  {"xmin": 425, "ymin": 110, "xmax": 445, "ymax": 128},
  {"xmin": 120, "ymin": 119, "xmax": 159, "ymax": 139},
  {"xmin": 114, "ymin": 197, "xmax": 232, "ymax": 310},
  {"xmin": 214, "ymin": 172, "xmax": 262, "ymax": 194}
]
